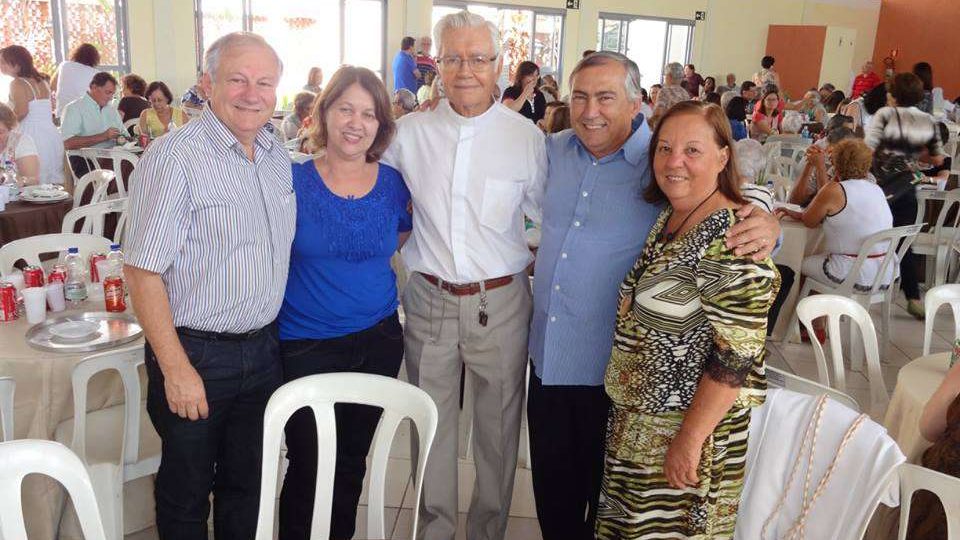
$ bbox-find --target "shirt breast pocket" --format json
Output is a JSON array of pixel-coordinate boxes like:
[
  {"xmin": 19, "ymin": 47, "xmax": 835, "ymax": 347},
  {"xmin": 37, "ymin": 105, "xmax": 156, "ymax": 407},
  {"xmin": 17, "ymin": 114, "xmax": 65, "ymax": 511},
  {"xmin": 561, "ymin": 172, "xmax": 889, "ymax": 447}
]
[{"xmin": 480, "ymin": 177, "xmax": 523, "ymax": 233}]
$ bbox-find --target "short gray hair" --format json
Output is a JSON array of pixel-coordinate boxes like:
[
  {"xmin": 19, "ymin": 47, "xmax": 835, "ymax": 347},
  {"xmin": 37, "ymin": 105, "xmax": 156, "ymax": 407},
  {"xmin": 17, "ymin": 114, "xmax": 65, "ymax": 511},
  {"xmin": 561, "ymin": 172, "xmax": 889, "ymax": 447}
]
[
  {"xmin": 720, "ymin": 90, "xmax": 738, "ymax": 111},
  {"xmin": 781, "ymin": 111, "xmax": 804, "ymax": 134},
  {"xmin": 433, "ymin": 10, "xmax": 500, "ymax": 57},
  {"xmin": 569, "ymin": 51, "xmax": 642, "ymax": 101},
  {"xmin": 394, "ymin": 88, "xmax": 417, "ymax": 113},
  {"xmin": 664, "ymin": 62, "xmax": 684, "ymax": 84},
  {"xmin": 204, "ymin": 32, "xmax": 283, "ymax": 79},
  {"xmin": 734, "ymin": 138, "xmax": 767, "ymax": 182}
]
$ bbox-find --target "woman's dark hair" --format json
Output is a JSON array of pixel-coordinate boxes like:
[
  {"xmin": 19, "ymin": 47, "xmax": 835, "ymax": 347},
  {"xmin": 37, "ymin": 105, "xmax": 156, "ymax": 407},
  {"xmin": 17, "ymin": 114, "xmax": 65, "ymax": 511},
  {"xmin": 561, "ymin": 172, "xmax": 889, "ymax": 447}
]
[
  {"xmin": 639, "ymin": 87, "xmax": 650, "ymax": 104},
  {"xmin": 889, "ymin": 73, "xmax": 924, "ymax": 107},
  {"xmin": 644, "ymin": 101, "xmax": 745, "ymax": 205},
  {"xmin": 703, "ymin": 76, "xmax": 716, "ymax": 92},
  {"xmin": 0, "ymin": 45, "xmax": 45, "ymax": 81},
  {"xmin": 145, "ymin": 81, "xmax": 174, "ymax": 104},
  {"xmin": 757, "ymin": 87, "xmax": 780, "ymax": 116},
  {"xmin": 863, "ymin": 82, "xmax": 888, "ymax": 115},
  {"xmin": 509, "ymin": 61, "xmax": 540, "ymax": 91},
  {"xmin": 122, "ymin": 74, "xmax": 147, "ymax": 97},
  {"xmin": 543, "ymin": 103, "xmax": 570, "ymax": 134},
  {"xmin": 306, "ymin": 66, "xmax": 396, "ymax": 163},
  {"xmin": 703, "ymin": 92, "xmax": 721, "ymax": 105},
  {"xmin": 912, "ymin": 62, "xmax": 933, "ymax": 91},
  {"xmin": 725, "ymin": 96, "xmax": 747, "ymax": 121},
  {"xmin": 761, "ymin": 56, "xmax": 775, "ymax": 69},
  {"xmin": 824, "ymin": 90, "xmax": 846, "ymax": 113},
  {"xmin": 69, "ymin": 43, "xmax": 100, "ymax": 67},
  {"xmin": 936, "ymin": 122, "xmax": 949, "ymax": 146}
]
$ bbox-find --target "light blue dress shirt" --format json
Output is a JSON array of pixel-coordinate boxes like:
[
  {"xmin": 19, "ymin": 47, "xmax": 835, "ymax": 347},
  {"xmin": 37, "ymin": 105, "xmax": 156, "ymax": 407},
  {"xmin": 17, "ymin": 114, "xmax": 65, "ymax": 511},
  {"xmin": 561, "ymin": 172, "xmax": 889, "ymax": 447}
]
[{"xmin": 529, "ymin": 122, "xmax": 662, "ymax": 386}]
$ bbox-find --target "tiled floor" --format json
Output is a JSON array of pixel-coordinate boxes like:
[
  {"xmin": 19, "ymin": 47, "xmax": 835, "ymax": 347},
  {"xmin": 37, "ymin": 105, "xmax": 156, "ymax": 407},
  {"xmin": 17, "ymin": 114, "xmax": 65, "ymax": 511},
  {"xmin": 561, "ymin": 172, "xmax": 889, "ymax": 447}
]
[{"xmin": 126, "ymin": 293, "xmax": 950, "ymax": 540}]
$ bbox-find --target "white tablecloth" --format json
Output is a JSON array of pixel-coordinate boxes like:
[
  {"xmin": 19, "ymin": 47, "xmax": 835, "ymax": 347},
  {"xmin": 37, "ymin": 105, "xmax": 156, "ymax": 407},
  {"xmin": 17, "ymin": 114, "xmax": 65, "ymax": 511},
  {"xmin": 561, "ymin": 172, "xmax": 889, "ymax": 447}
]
[
  {"xmin": 772, "ymin": 218, "xmax": 823, "ymax": 340},
  {"xmin": 0, "ymin": 301, "xmax": 152, "ymax": 539},
  {"xmin": 884, "ymin": 353, "xmax": 950, "ymax": 462}
]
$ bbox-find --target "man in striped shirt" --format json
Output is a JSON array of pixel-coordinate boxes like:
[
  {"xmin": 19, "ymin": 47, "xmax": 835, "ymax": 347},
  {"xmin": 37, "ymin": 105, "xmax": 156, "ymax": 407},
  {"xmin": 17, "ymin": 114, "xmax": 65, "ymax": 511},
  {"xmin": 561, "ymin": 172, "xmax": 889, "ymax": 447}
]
[{"xmin": 124, "ymin": 32, "xmax": 295, "ymax": 539}]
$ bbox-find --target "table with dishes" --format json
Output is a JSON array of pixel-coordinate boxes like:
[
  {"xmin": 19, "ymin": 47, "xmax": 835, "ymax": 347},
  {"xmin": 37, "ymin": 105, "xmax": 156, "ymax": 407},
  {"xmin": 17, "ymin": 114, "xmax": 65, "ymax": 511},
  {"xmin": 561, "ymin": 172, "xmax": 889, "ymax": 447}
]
[
  {"xmin": 0, "ymin": 286, "xmax": 155, "ymax": 538},
  {"xmin": 771, "ymin": 213, "xmax": 824, "ymax": 341},
  {"xmin": 1, "ymin": 184, "xmax": 73, "ymax": 244}
]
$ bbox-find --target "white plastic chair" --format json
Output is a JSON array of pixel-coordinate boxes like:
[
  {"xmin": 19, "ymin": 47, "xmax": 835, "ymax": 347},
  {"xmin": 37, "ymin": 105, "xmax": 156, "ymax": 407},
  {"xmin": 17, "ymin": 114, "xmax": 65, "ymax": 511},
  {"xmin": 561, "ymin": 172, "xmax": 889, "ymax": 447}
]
[
  {"xmin": 895, "ymin": 463, "xmax": 960, "ymax": 539},
  {"xmin": 53, "ymin": 345, "xmax": 161, "ymax": 540},
  {"xmin": 913, "ymin": 189, "xmax": 960, "ymax": 288},
  {"xmin": 62, "ymin": 197, "xmax": 129, "ymax": 243},
  {"xmin": 0, "ymin": 377, "xmax": 14, "ymax": 441},
  {"xmin": 73, "ymin": 169, "xmax": 120, "ymax": 207},
  {"xmin": 784, "ymin": 224, "xmax": 923, "ymax": 365},
  {"xmin": 766, "ymin": 366, "xmax": 860, "ymax": 412},
  {"xmin": 75, "ymin": 148, "xmax": 139, "ymax": 197},
  {"xmin": 122, "ymin": 118, "xmax": 139, "ymax": 137},
  {"xmin": 0, "ymin": 233, "xmax": 112, "ymax": 274},
  {"xmin": 0, "ymin": 440, "xmax": 108, "ymax": 540},
  {"xmin": 924, "ymin": 284, "xmax": 960, "ymax": 355},
  {"xmin": 66, "ymin": 149, "xmax": 96, "ymax": 188},
  {"xmin": 794, "ymin": 295, "xmax": 889, "ymax": 417},
  {"xmin": 255, "ymin": 373, "xmax": 438, "ymax": 540}
]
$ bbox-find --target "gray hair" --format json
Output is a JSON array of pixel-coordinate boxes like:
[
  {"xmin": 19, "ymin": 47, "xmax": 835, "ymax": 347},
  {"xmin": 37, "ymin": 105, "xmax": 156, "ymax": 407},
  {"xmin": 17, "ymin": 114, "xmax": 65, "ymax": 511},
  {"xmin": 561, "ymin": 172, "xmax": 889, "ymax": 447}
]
[
  {"xmin": 734, "ymin": 138, "xmax": 767, "ymax": 182},
  {"xmin": 781, "ymin": 111, "xmax": 804, "ymax": 134},
  {"xmin": 664, "ymin": 62, "xmax": 684, "ymax": 84},
  {"xmin": 433, "ymin": 10, "xmax": 500, "ymax": 57},
  {"xmin": 204, "ymin": 32, "xmax": 283, "ymax": 79},
  {"xmin": 720, "ymin": 90, "xmax": 738, "ymax": 111},
  {"xmin": 569, "ymin": 51, "xmax": 642, "ymax": 101},
  {"xmin": 394, "ymin": 88, "xmax": 417, "ymax": 113}
]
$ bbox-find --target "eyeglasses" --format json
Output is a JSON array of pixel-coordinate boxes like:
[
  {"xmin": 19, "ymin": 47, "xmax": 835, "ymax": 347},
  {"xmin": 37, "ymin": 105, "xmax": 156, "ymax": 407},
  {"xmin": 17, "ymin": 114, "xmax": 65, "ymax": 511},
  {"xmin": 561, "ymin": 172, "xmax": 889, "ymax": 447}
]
[{"xmin": 437, "ymin": 55, "xmax": 498, "ymax": 71}]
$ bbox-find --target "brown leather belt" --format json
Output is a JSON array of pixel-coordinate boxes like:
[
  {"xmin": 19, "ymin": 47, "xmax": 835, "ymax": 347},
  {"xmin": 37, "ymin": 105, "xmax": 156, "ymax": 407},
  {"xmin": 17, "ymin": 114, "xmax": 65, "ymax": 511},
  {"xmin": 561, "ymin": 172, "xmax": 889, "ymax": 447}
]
[{"xmin": 421, "ymin": 273, "xmax": 513, "ymax": 296}]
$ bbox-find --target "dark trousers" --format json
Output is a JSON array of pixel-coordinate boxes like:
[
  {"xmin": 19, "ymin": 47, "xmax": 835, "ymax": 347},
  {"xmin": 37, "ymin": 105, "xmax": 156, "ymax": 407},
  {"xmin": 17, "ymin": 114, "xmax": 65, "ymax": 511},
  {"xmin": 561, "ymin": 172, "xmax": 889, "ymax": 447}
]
[
  {"xmin": 768, "ymin": 264, "xmax": 796, "ymax": 335},
  {"xmin": 891, "ymin": 192, "xmax": 921, "ymax": 300},
  {"xmin": 278, "ymin": 312, "xmax": 404, "ymax": 540},
  {"xmin": 527, "ymin": 372, "xmax": 610, "ymax": 540},
  {"xmin": 145, "ymin": 323, "xmax": 283, "ymax": 540}
]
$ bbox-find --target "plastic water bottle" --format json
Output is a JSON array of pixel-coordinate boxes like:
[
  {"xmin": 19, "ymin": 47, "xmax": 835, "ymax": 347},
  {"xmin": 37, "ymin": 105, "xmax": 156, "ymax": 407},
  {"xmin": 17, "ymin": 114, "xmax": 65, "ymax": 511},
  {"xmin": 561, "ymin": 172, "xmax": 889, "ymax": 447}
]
[
  {"xmin": 1, "ymin": 160, "xmax": 19, "ymax": 202},
  {"xmin": 801, "ymin": 126, "xmax": 810, "ymax": 142},
  {"xmin": 106, "ymin": 243, "xmax": 124, "ymax": 277},
  {"xmin": 63, "ymin": 247, "xmax": 88, "ymax": 306}
]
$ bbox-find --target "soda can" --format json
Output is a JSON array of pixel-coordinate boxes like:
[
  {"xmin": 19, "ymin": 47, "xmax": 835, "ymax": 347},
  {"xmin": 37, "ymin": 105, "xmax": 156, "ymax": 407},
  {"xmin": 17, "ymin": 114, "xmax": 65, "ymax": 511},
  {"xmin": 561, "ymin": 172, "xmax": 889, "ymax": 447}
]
[
  {"xmin": 103, "ymin": 275, "xmax": 126, "ymax": 312},
  {"xmin": 0, "ymin": 282, "xmax": 17, "ymax": 322},
  {"xmin": 48, "ymin": 264, "xmax": 67, "ymax": 284},
  {"xmin": 89, "ymin": 253, "xmax": 106, "ymax": 282},
  {"xmin": 23, "ymin": 265, "xmax": 44, "ymax": 288},
  {"xmin": 139, "ymin": 133, "xmax": 149, "ymax": 149}
]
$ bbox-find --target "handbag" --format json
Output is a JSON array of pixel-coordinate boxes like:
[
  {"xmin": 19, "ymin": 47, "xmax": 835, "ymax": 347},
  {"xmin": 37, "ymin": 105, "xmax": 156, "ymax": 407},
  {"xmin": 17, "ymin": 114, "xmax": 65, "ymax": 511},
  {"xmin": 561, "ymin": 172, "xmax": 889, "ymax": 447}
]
[{"xmin": 873, "ymin": 108, "xmax": 922, "ymax": 204}]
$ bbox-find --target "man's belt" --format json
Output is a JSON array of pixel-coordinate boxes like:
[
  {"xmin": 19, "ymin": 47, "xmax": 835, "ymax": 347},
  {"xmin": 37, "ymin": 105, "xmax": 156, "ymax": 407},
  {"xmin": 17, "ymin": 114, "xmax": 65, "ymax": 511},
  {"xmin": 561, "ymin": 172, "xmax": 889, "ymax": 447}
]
[{"xmin": 421, "ymin": 273, "xmax": 513, "ymax": 296}]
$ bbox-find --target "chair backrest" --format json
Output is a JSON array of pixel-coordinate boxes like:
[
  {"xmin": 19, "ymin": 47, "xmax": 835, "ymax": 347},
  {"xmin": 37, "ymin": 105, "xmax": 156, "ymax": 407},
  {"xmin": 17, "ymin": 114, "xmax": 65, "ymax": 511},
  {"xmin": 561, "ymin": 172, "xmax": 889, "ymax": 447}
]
[
  {"xmin": 65, "ymin": 149, "xmax": 96, "ymax": 187},
  {"xmin": 73, "ymin": 169, "xmax": 119, "ymax": 208},
  {"xmin": 0, "ymin": 233, "xmax": 112, "ymax": 274},
  {"xmin": 835, "ymin": 224, "xmax": 924, "ymax": 297},
  {"xmin": 896, "ymin": 463, "xmax": 960, "ymax": 540},
  {"xmin": 0, "ymin": 440, "xmax": 108, "ymax": 540},
  {"xmin": 255, "ymin": 373, "xmax": 438, "ymax": 540},
  {"xmin": 796, "ymin": 294, "xmax": 889, "ymax": 416},
  {"xmin": 924, "ymin": 284, "xmax": 960, "ymax": 355},
  {"xmin": 0, "ymin": 377, "xmax": 14, "ymax": 442},
  {"xmin": 70, "ymin": 345, "xmax": 149, "ymax": 469},
  {"xmin": 76, "ymin": 148, "xmax": 139, "ymax": 197},
  {"xmin": 766, "ymin": 366, "xmax": 860, "ymax": 412},
  {"xmin": 122, "ymin": 118, "xmax": 139, "ymax": 137},
  {"xmin": 61, "ymin": 198, "xmax": 129, "ymax": 242}
]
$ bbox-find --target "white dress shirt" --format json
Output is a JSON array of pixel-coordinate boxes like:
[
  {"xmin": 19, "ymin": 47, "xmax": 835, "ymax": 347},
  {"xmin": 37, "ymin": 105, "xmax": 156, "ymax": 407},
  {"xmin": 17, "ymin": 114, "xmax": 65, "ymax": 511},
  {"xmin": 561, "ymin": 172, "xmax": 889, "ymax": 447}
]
[{"xmin": 383, "ymin": 99, "xmax": 547, "ymax": 283}]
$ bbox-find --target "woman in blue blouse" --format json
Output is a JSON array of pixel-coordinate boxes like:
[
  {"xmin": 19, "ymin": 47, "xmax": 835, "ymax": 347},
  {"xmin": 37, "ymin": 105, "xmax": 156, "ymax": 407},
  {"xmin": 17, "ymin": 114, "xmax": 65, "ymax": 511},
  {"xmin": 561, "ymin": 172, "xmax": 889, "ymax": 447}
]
[{"xmin": 277, "ymin": 66, "xmax": 412, "ymax": 540}]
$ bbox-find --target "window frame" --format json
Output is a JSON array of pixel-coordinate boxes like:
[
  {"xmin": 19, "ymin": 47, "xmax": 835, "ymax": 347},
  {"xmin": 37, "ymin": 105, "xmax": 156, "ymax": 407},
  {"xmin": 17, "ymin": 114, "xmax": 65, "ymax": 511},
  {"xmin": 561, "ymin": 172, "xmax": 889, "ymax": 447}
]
[
  {"xmin": 597, "ymin": 12, "xmax": 694, "ymax": 84},
  {"xmin": 193, "ymin": 0, "xmax": 387, "ymax": 79},
  {"xmin": 432, "ymin": 0, "xmax": 566, "ymax": 82}
]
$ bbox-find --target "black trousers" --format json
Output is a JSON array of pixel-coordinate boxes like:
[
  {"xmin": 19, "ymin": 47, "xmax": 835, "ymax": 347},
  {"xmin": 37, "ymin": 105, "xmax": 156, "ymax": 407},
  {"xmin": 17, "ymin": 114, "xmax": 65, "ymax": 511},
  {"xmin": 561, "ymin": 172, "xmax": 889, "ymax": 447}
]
[
  {"xmin": 891, "ymin": 192, "xmax": 921, "ymax": 300},
  {"xmin": 768, "ymin": 264, "xmax": 796, "ymax": 335},
  {"xmin": 145, "ymin": 323, "xmax": 283, "ymax": 540},
  {"xmin": 278, "ymin": 312, "xmax": 404, "ymax": 540},
  {"xmin": 527, "ymin": 372, "xmax": 610, "ymax": 540}
]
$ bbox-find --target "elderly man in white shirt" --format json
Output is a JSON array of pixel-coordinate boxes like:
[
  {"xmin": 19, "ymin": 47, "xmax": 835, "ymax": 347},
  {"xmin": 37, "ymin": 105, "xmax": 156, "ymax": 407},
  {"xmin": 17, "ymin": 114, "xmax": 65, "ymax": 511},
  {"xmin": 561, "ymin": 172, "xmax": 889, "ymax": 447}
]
[{"xmin": 382, "ymin": 10, "xmax": 546, "ymax": 540}]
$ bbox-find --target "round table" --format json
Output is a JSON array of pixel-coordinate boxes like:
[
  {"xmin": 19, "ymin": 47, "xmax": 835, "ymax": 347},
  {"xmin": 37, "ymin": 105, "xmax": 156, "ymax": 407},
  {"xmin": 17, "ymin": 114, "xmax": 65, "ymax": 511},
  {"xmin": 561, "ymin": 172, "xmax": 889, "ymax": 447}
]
[
  {"xmin": 883, "ymin": 353, "xmax": 950, "ymax": 462},
  {"xmin": 0, "ymin": 198, "xmax": 73, "ymax": 244},
  {"xmin": 0, "ymin": 301, "xmax": 151, "ymax": 539}
]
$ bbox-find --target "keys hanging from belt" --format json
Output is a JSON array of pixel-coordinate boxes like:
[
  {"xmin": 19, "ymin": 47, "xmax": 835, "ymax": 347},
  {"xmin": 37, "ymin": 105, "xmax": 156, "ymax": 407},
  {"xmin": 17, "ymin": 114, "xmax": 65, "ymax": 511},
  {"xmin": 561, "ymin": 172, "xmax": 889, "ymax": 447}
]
[{"xmin": 478, "ymin": 280, "xmax": 489, "ymax": 327}]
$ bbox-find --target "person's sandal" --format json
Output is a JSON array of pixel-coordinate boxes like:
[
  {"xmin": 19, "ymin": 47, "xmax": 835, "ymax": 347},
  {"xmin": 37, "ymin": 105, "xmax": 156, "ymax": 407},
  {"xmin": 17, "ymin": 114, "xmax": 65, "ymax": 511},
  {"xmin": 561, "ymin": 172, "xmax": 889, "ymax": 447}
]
[{"xmin": 907, "ymin": 299, "xmax": 925, "ymax": 320}]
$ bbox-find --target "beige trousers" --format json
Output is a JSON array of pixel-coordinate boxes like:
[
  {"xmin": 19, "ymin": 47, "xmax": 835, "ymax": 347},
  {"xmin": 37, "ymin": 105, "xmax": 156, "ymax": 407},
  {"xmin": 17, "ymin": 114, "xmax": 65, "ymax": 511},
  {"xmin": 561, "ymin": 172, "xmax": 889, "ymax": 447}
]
[{"xmin": 402, "ymin": 271, "xmax": 531, "ymax": 540}]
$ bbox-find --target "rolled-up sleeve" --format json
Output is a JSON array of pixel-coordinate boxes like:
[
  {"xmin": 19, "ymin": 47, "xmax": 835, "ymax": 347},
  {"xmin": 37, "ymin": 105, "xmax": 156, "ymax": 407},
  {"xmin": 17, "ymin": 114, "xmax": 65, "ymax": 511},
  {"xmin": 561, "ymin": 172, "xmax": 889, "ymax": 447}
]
[
  {"xmin": 698, "ymin": 238, "xmax": 780, "ymax": 387},
  {"xmin": 124, "ymin": 147, "xmax": 190, "ymax": 275}
]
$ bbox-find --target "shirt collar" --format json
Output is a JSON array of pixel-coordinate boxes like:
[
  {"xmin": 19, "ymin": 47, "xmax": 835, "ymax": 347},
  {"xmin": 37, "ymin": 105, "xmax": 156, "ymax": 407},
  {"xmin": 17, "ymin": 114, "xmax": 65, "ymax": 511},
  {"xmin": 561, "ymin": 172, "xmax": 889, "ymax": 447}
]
[
  {"xmin": 201, "ymin": 105, "xmax": 276, "ymax": 157},
  {"xmin": 568, "ymin": 115, "xmax": 652, "ymax": 167},
  {"xmin": 440, "ymin": 98, "xmax": 500, "ymax": 127},
  {"xmin": 82, "ymin": 92, "xmax": 102, "ymax": 110}
]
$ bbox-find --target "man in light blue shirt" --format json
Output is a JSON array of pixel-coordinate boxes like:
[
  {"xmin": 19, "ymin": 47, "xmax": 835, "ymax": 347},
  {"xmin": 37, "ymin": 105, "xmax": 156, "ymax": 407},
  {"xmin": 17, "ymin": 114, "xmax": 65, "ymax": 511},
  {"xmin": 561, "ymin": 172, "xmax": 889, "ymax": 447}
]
[
  {"xmin": 60, "ymin": 71, "xmax": 124, "ymax": 150},
  {"xmin": 391, "ymin": 36, "xmax": 420, "ymax": 93},
  {"xmin": 527, "ymin": 51, "xmax": 781, "ymax": 540}
]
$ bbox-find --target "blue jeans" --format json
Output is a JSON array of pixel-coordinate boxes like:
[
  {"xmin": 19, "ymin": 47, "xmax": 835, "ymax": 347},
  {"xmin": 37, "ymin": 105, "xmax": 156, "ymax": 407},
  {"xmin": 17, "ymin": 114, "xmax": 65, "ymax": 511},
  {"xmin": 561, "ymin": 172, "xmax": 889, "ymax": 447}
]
[
  {"xmin": 145, "ymin": 323, "xmax": 282, "ymax": 540},
  {"xmin": 278, "ymin": 312, "xmax": 404, "ymax": 540}
]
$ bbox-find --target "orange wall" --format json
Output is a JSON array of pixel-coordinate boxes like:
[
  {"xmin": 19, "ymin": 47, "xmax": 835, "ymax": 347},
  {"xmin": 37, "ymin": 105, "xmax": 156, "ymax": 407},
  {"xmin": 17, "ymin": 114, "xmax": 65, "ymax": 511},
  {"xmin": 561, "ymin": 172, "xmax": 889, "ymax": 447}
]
[
  {"xmin": 766, "ymin": 25, "xmax": 827, "ymax": 99},
  {"xmin": 873, "ymin": 0, "xmax": 960, "ymax": 99}
]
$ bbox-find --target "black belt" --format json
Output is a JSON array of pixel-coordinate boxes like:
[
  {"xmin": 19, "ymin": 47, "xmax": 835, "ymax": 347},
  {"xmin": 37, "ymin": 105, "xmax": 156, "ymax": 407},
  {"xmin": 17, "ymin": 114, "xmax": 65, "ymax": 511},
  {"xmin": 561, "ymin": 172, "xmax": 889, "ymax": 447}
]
[{"xmin": 176, "ymin": 322, "xmax": 274, "ymax": 342}]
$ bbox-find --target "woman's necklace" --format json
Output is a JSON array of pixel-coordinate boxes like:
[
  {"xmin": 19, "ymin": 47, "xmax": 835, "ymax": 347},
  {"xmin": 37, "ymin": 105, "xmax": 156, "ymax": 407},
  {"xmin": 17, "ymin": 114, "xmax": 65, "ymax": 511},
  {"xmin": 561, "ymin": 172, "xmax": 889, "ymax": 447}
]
[{"xmin": 656, "ymin": 186, "xmax": 719, "ymax": 243}]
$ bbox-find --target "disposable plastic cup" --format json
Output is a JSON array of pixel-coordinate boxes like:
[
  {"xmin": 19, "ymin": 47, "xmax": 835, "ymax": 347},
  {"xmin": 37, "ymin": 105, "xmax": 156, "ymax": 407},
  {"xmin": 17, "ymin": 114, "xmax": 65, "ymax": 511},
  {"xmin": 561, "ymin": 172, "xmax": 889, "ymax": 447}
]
[
  {"xmin": 22, "ymin": 287, "xmax": 46, "ymax": 324},
  {"xmin": 45, "ymin": 282, "xmax": 65, "ymax": 312}
]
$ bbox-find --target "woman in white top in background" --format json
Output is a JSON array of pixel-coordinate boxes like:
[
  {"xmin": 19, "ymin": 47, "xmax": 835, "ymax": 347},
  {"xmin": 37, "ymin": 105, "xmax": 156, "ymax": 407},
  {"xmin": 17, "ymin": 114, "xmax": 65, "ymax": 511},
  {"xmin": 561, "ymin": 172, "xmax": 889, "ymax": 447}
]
[
  {"xmin": 0, "ymin": 45, "xmax": 64, "ymax": 184},
  {"xmin": 0, "ymin": 103, "xmax": 40, "ymax": 182},
  {"xmin": 51, "ymin": 43, "xmax": 99, "ymax": 119},
  {"xmin": 776, "ymin": 138, "xmax": 895, "ymax": 290}
]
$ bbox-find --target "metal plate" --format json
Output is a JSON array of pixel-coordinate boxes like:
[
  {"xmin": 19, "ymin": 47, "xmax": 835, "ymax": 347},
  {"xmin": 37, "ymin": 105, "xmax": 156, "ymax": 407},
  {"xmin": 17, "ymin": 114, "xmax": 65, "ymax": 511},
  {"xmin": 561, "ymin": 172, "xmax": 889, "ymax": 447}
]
[{"xmin": 25, "ymin": 311, "xmax": 143, "ymax": 353}]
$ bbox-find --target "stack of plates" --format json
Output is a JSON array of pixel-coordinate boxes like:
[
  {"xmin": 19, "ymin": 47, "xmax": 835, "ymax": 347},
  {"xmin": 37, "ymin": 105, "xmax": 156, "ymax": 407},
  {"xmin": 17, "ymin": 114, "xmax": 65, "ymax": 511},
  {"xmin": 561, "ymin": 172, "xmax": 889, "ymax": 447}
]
[{"xmin": 21, "ymin": 184, "xmax": 70, "ymax": 204}]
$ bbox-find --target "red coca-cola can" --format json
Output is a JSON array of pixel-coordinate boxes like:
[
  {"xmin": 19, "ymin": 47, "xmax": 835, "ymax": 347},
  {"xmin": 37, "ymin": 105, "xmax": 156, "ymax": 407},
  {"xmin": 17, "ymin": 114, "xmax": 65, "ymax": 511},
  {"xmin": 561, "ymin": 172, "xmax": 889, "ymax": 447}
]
[
  {"xmin": 89, "ymin": 253, "xmax": 106, "ymax": 282},
  {"xmin": 103, "ymin": 275, "xmax": 126, "ymax": 312},
  {"xmin": 139, "ymin": 133, "xmax": 149, "ymax": 148},
  {"xmin": 0, "ymin": 282, "xmax": 17, "ymax": 322},
  {"xmin": 23, "ymin": 266, "xmax": 44, "ymax": 288},
  {"xmin": 48, "ymin": 264, "xmax": 67, "ymax": 284}
]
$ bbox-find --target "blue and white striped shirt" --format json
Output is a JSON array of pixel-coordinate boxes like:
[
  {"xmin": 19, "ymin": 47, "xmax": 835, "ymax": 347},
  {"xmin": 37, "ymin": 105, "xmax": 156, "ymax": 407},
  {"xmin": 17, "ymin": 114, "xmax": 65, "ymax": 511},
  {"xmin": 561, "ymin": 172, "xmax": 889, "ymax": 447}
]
[{"xmin": 125, "ymin": 107, "xmax": 296, "ymax": 333}]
